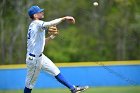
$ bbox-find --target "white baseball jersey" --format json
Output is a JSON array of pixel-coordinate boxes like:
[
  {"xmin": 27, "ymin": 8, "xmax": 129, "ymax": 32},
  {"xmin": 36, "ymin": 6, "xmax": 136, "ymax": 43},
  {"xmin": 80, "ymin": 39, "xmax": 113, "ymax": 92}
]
[
  {"xmin": 27, "ymin": 18, "xmax": 63, "ymax": 55},
  {"xmin": 25, "ymin": 18, "xmax": 63, "ymax": 89},
  {"xmin": 27, "ymin": 20, "xmax": 45, "ymax": 55}
]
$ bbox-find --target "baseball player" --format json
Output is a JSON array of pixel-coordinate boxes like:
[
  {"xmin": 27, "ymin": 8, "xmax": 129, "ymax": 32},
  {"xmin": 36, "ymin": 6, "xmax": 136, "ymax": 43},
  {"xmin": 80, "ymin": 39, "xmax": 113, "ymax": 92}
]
[{"xmin": 24, "ymin": 5, "xmax": 88, "ymax": 93}]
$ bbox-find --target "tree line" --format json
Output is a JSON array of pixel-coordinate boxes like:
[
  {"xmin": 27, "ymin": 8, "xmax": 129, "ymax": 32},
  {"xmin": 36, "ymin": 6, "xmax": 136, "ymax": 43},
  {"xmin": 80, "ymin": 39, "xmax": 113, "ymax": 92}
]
[{"xmin": 0, "ymin": 0, "xmax": 140, "ymax": 64}]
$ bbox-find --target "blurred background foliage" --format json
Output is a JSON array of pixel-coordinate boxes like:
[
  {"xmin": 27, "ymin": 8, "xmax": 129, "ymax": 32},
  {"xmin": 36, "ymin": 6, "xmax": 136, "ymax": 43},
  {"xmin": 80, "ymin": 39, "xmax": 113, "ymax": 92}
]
[{"xmin": 0, "ymin": 0, "xmax": 140, "ymax": 64}]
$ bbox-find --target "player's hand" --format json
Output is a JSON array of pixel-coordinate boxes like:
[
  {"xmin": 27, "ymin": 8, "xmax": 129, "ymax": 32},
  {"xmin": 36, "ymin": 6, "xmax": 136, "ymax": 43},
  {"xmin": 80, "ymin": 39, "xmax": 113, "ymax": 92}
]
[
  {"xmin": 63, "ymin": 16, "xmax": 75, "ymax": 24},
  {"xmin": 48, "ymin": 26, "xmax": 59, "ymax": 36}
]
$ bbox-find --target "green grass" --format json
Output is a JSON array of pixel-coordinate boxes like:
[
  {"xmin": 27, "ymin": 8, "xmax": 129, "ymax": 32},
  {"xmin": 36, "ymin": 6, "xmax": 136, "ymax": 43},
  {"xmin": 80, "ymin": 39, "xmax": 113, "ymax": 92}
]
[{"xmin": 0, "ymin": 86, "xmax": 140, "ymax": 93}]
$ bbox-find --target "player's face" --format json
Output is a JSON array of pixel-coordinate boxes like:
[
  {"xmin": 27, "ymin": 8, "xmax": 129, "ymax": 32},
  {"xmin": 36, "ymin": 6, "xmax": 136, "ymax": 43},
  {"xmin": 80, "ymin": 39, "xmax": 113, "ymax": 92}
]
[
  {"xmin": 34, "ymin": 12, "xmax": 44, "ymax": 20},
  {"xmin": 38, "ymin": 12, "xmax": 44, "ymax": 20}
]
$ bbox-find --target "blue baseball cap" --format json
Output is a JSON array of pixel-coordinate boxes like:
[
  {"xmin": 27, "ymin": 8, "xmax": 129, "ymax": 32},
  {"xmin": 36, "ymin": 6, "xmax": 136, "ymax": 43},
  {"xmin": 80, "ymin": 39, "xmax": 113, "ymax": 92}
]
[{"xmin": 28, "ymin": 5, "xmax": 44, "ymax": 17}]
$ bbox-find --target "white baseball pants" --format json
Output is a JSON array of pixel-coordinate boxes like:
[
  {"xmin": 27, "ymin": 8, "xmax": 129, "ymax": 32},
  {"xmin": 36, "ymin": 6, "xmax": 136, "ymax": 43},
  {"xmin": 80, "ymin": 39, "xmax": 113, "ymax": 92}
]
[{"xmin": 25, "ymin": 54, "xmax": 60, "ymax": 89}]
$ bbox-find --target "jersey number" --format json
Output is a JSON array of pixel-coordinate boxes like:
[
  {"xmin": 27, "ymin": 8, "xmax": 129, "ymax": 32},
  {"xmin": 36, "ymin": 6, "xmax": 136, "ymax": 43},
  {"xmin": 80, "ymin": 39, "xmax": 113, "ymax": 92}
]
[{"xmin": 27, "ymin": 29, "xmax": 31, "ymax": 39}]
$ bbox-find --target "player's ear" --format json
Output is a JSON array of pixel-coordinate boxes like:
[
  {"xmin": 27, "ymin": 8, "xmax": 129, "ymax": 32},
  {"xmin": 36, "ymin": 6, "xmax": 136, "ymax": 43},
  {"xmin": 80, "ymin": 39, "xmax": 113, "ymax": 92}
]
[{"xmin": 34, "ymin": 14, "xmax": 38, "ymax": 19}]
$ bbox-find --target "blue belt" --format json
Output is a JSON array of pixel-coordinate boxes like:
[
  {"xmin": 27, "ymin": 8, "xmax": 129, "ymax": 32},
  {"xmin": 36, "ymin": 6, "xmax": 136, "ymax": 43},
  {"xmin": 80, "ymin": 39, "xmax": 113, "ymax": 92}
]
[{"xmin": 29, "ymin": 53, "xmax": 42, "ymax": 57}]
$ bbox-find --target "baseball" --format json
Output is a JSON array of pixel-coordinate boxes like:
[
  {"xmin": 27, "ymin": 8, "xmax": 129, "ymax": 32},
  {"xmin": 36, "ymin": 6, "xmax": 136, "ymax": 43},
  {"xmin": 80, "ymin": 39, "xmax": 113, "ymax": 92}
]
[{"xmin": 93, "ymin": 2, "xmax": 98, "ymax": 6}]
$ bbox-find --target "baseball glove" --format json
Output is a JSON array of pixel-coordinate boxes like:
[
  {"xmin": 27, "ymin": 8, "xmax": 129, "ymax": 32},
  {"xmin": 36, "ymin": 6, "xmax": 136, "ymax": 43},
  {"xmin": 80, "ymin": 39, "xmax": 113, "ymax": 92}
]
[{"xmin": 48, "ymin": 26, "xmax": 59, "ymax": 36}]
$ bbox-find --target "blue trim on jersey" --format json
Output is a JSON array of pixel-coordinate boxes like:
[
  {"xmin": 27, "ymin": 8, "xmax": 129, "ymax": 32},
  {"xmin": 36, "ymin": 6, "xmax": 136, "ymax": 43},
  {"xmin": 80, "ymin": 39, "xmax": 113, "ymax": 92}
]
[
  {"xmin": 42, "ymin": 22, "xmax": 48, "ymax": 33},
  {"xmin": 42, "ymin": 22, "xmax": 44, "ymax": 27}
]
